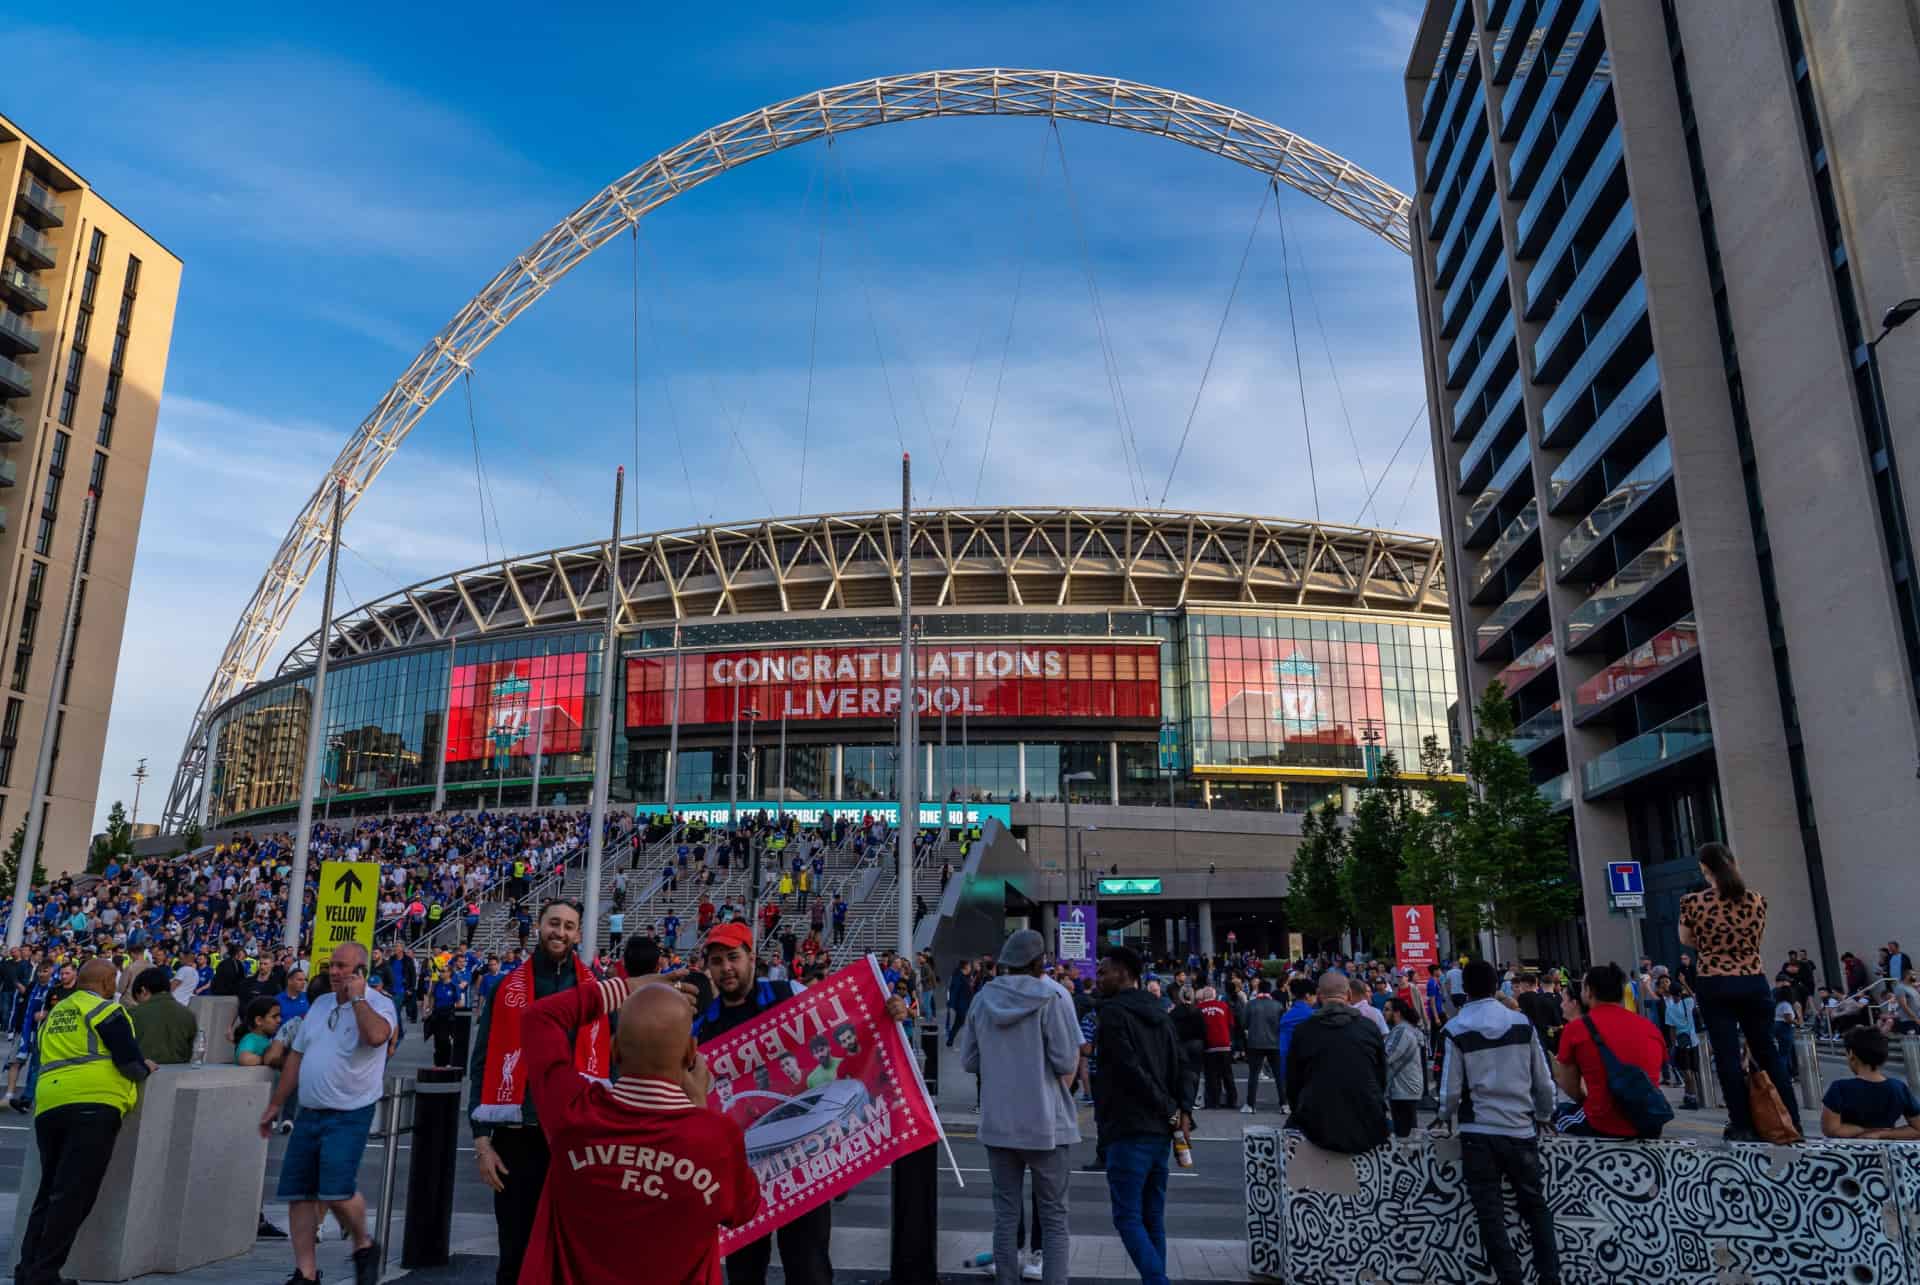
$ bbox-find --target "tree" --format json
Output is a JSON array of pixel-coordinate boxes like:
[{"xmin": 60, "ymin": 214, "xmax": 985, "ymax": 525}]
[
  {"xmin": 88, "ymin": 800, "xmax": 136, "ymax": 874},
  {"xmin": 1288, "ymin": 797, "xmax": 1350, "ymax": 953},
  {"xmin": 1341, "ymin": 751, "xmax": 1412, "ymax": 947},
  {"xmin": 0, "ymin": 819, "xmax": 47, "ymax": 898},
  {"xmin": 1456, "ymin": 682, "xmax": 1576, "ymax": 945},
  {"xmin": 1399, "ymin": 734, "xmax": 1470, "ymax": 940}
]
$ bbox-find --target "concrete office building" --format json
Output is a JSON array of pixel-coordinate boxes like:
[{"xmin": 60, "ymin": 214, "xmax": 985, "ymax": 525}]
[
  {"xmin": 0, "ymin": 114, "xmax": 181, "ymax": 874},
  {"xmin": 1403, "ymin": 0, "xmax": 1920, "ymax": 975}
]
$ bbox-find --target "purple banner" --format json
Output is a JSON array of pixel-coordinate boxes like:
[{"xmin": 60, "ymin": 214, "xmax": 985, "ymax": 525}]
[{"xmin": 1057, "ymin": 904, "xmax": 1097, "ymax": 980}]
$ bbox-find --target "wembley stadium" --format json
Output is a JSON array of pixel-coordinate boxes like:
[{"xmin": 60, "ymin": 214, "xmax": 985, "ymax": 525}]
[{"xmin": 194, "ymin": 505, "xmax": 1457, "ymax": 955}]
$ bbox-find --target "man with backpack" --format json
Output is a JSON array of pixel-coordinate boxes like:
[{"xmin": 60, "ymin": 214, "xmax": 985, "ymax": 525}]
[{"xmin": 1550, "ymin": 963, "xmax": 1670, "ymax": 1138}]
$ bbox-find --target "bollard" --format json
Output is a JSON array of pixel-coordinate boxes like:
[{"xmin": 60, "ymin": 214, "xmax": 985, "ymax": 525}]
[
  {"xmin": 921, "ymin": 1024, "xmax": 940, "ymax": 1097},
  {"xmin": 1794, "ymin": 1030, "xmax": 1821, "ymax": 1111},
  {"xmin": 451, "ymin": 1009, "xmax": 474, "ymax": 1074},
  {"xmin": 402, "ymin": 1067, "xmax": 463, "ymax": 1268},
  {"xmin": 1699, "ymin": 1041, "xmax": 1722, "ymax": 1110},
  {"xmin": 889, "ymin": 1144, "xmax": 940, "ymax": 1285},
  {"xmin": 1904, "ymin": 1035, "xmax": 1920, "ymax": 1091}
]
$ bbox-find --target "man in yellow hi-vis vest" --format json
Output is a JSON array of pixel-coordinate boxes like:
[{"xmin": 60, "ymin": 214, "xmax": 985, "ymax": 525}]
[{"xmin": 16, "ymin": 958, "xmax": 154, "ymax": 1285}]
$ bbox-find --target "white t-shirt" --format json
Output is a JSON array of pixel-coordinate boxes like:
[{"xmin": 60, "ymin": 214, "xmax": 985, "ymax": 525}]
[
  {"xmin": 293, "ymin": 989, "xmax": 397, "ymax": 1111},
  {"xmin": 1356, "ymin": 1000, "xmax": 1389, "ymax": 1036}
]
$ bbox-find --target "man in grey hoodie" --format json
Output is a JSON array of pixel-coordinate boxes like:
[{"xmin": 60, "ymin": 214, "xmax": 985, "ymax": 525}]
[{"xmin": 957, "ymin": 928, "xmax": 1082, "ymax": 1285}]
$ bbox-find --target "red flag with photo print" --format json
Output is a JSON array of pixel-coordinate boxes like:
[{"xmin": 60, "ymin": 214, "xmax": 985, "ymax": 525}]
[{"xmin": 702, "ymin": 957, "xmax": 942, "ymax": 1253}]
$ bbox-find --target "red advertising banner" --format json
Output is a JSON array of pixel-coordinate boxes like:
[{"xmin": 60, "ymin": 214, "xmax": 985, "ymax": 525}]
[
  {"xmin": 1202, "ymin": 635, "xmax": 1386, "ymax": 747},
  {"xmin": 703, "ymin": 957, "xmax": 942, "ymax": 1253},
  {"xmin": 445, "ymin": 654, "xmax": 587, "ymax": 763},
  {"xmin": 627, "ymin": 642, "xmax": 1160, "ymax": 728},
  {"xmin": 1393, "ymin": 904, "xmax": 1437, "ymax": 969}
]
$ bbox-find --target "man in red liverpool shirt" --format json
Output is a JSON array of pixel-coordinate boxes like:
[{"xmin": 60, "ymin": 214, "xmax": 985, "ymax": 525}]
[
  {"xmin": 1551, "ymin": 962, "xmax": 1667, "ymax": 1138},
  {"xmin": 1197, "ymin": 986, "xmax": 1239, "ymax": 1109},
  {"xmin": 520, "ymin": 974, "xmax": 759, "ymax": 1284}
]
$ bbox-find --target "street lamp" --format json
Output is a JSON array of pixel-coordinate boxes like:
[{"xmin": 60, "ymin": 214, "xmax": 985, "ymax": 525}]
[
  {"xmin": 1061, "ymin": 769, "xmax": 1098, "ymax": 907},
  {"xmin": 1865, "ymin": 296, "xmax": 1920, "ymax": 780}
]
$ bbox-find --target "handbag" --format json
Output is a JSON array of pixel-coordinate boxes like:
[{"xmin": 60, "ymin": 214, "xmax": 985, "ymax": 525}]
[
  {"xmin": 1744, "ymin": 1055, "xmax": 1802, "ymax": 1144},
  {"xmin": 1581, "ymin": 1015, "xmax": 1674, "ymax": 1138}
]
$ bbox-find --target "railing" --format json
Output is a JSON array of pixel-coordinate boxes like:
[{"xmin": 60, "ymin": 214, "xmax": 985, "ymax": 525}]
[
  {"xmin": 0, "ymin": 264, "xmax": 47, "ymax": 309},
  {"xmin": 0, "ymin": 407, "xmax": 23, "ymax": 442},
  {"xmin": 1575, "ymin": 617, "xmax": 1698, "ymax": 714},
  {"xmin": 1477, "ymin": 566, "xmax": 1545, "ymax": 655},
  {"xmin": 1496, "ymin": 633, "xmax": 1556, "ymax": 693},
  {"xmin": 1510, "ymin": 702, "xmax": 1564, "ymax": 754},
  {"xmin": 1548, "ymin": 354, "xmax": 1661, "ymax": 510},
  {"xmin": 1537, "ymin": 771, "xmax": 1573, "ymax": 810},
  {"xmin": 1581, "ymin": 703, "xmax": 1712, "ymax": 797},
  {"xmin": 15, "ymin": 178, "xmax": 66, "ymax": 226},
  {"xmin": 1472, "ymin": 498, "xmax": 1540, "ymax": 594},
  {"xmin": 7, "ymin": 220, "xmax": 55, "ymax": 268},
  {"xmin": 1554, "ymin": 437, "xmax": 1672, "ymax": 576},
  {"xmin": 1541, "ymin": 277, "xmax": 1650, "ymax": 446},
  {"xmin": 0, "ymin": 352, "xmax": 31, "ymax": 396},
  {"xmin": 1521, "ymin": 129, "xmax": 1625, "ymax": 276},
  {"xmin": 1565, "ymin": 526, "xmax": 1684, "ymax": 646},
  {"xmin": 0, "ymin": 307, "xmax": 38, "ymax": 351},
  {"xmin": 1532, "ymin": 202, "xmax": 1637, "ymax": 381},
  {"xmin": 1464, "ymin": 438, "xmax": 1530, "ymax": 538}
]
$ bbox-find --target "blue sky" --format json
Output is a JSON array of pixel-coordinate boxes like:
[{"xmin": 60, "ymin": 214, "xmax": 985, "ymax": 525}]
[{"xmin": 9, "ymin": 2, "xmax": 1434, "ymax": 828}]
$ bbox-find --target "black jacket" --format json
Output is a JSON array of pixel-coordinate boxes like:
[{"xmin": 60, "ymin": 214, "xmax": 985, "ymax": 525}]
[
  {"xmin": 1285, "ymin": 1004, "xmax": 1389, "ymax": 1154},
  {"xmin": 1092, "ymin": 987, "xmax": 1184, "ymax": 1145}
]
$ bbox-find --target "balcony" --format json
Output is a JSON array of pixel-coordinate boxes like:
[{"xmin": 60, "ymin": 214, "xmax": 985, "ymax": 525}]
[
  {"xmin": 1540, "ymin": 277, "xmax": 1649, "ymax": 445},
  {"xmin": 1521, "ymin": 131, "xmax": 1625, "ymax": 278},
  {"xmin": 1564, "ymin": 526, "xmax": 1685, "ymax": 649},
  {"xmin": 1477, "ymin": 566, "xmax": 1546, "ymax": 658},
  {"xmin": 1538, "ymin": 770, "xmax": 1573, "ymax": 812},
  {"xmin": 1554, "ymin": 436, "xmax": 1672, "ymax": 580},
  {"xmin": 1581, "ymin": 703, "xmax": 1713, "ymax": 801},
  {"xmin": 1435, "ymin": 154, "xmax": 1495, "ymax": 283},
  {"xmin": 1512, "ymin": 73, "xmax": 1614, "ymax": 209},
  {"xmin": 15, "ymin": 178, "xmax": 66, "ymax": 229},
  {"xmin": 1460, "ymin": 382, "xmax": 1523, "ymax": 497},
  {"xmin": 1472, "ymin": 498, "xmax": 1540, "ymax": 598},
  {"xmin": 7, "ymin": 221, "xmax": 55, "ymax": 272},
  {"xmin": 1463, "ymin": 438, "xmax": 1533, "ymax": 547},
  {"xmin": 1433, "ymin": 146, "xmax": 1494, "ymax": 247},
  {"xmin": 0, "ymin": 407, "xmax": 24, "ymax": 443},
  {"xmin": 1496, "ymin": 632, "xmax": 1557, "ymax": 696},
  {"xmin": 1419, "ymin": 0, "xmax": 1476, "ymax": 140},
  {"xmin": 1490, "ymin": 0, "xmax": 1541, "ymax": 83},
  {"xmin": 1458, "ymin": 356, "xmax": 1521, "ymax": 451},
  {"xmin": 1511, "ymin": 702, "xmax": 1564, "ymax": 755},
  {"xmin": 1574, "ymin": 617, "xmax": 1699, "ymax": 721},
  {"xmin": 0, "ymin": 264, "xmax": 48, "ymax": 312},
  {"xmin": 0, "ymin": 504, "xmax": 8, "ymax": 533},
  {"xmin": 0, "ymin": 352, "xmax": 31, "ymax": 399},
  {"xmin": 1447, "ymin": 274, "xmax": 1511, "ymax": 386},
  {"xmin": 0, "ymin": 308, "xmax": 38, "ymax": 356},
  {"xmin": 0, "ymin": 457, "xmax": 14, "ymax": 487},
  {"xmin": 1548, "ymin": 355, "xmax": 1662, "ymax": 513},
  {"xmin": 1440, "ymin": 205, "xmax": 1503, "ymax": 338},
  {"xmin": 1426, "ymin": 76, "xmax": 1487, "ymax": 204},
  {"xmin": 1532, "ymin": 203, "xmax": 1638, "ymax": 382}
]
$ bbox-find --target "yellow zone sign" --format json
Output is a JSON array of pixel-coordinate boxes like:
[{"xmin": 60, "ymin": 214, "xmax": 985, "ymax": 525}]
[{"xmin": 313, "ymin": 860, "xmax": 380, "ymax": 976}]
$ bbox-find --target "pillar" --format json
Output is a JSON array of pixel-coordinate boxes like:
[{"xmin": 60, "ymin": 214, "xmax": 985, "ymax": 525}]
[
  {"xmin": 833, "ymin": 744, "xmax": 844, "ymax": 800},
  {"xmin": 1017, "ymin": 742, "xmax": 1027, "ymax": 800},
  {"xmin": 1198, "ymin": 899, "xmax": 1215, "ymax": 956},
  {"xmin": 1109, "ymin": 741, "xmax": 1120, "ymax": 805}
]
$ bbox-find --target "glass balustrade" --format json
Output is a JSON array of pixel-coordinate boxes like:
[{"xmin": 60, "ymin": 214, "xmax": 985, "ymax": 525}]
[
  {"xmin": 1574, "ymin": 617, "xmax": 1698, "ymax": 713},
  {"xmin": 1548, "ymin": 355, "xmax": 1661, "ymax": 509},
  {"xmin": 0, "ymin": 264, "xmax": 48, "ymax": 310},
  {"xmin": 0, "ymin": 407, "xmax": 24, "ymax": 442},
  {"xmin": 0, "ymin": 308, "xmax": 37, "ymax": 352},
  {"xmin": 1553, "ymin": 437, "xmax": 1672, "ymax": 576},
  {"xmin": 1581, "ymin": 704, "xmax": 1712, "ymax": 797},
  {"xmin": 15, "ymin": 179, "xmax": 66, "ymax": 227},
  {"xmin": 1464, "ymin": 439, "xmax": 1531, "ymax": 536},
  {"xmin": 1541, "ymin": 278, "xmax": 1649, "ymax": 446},
  {"xmin": 1510, "ymin": 703, "xmax": 1564, "ymax": 755},
  {"xmin": 1522, "ymin": 131, "xmax": 1625, "ymax": 275},
  {"xmin": 1508, "ymin": 1, "xmax": 1603, "ymax": 192},
  {"xmin": 0, "ymin": 457, "xmax": 14, "ymax": 487},
  {"xmin": 0, "ymin": 353, "xmax": 31, "ymax": 397},
  {"xmin": 1532, "ymin": 203, "xmax": 1637, "ymax": 380},
  {"xmin": 1473, "ymin": 498, "xmax": 1540, "ymax": 594},
  {"xmin": 1442, "ymin": 205, "xmax": 1502, "ymax": 336},
  {"xmin": 1435, "ymin": 154, "xmax": 1495, "ymax": 285},
  {"xmin": 1564, "ymin": 527, "xmax": 1684, "ymax": 646},
  {"xmin": 1496, "ymin": 633, "xmax": 1556, "ymax": 693},
  {"xmin": 1537, "ymin": 771, "xmax": 1573, "ymax": 810},
  {"xmin": 1477, "ymin": 567, "xmax": 1545, "ymax": 655},
  {"xmin": 8, "ymin": 221, "xmax": 55, "ymax": 269}
]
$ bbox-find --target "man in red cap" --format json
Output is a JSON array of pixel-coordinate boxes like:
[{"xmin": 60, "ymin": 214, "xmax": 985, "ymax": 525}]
[{"xmin": 692, "ymin": 922, "xmax": 907, "ymax": 1285}]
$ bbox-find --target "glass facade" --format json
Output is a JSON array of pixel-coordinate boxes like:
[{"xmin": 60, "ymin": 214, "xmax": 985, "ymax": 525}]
[{"xmin": 207, "ymin": 607, "xmax": 1456, "ymax": 824}]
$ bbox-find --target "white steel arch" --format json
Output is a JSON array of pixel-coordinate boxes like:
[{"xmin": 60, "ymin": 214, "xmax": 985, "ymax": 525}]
[{"xmin": 163, "ymin": 68, "xmax": 1414, "ymax": 827}]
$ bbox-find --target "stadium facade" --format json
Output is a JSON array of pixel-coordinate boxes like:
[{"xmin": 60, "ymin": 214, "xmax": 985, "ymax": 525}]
[{"xmin": 203, "ymin": 507, "xmax": 1459, "ymax": 952}]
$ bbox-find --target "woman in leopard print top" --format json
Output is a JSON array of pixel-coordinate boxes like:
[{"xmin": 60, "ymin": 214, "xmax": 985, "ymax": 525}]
[{"xmin": 1677, "ymin": 842, "xmax": 1802, "ymax": 1141}]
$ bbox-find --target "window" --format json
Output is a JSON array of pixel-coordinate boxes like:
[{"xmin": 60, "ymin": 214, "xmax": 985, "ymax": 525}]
[
  {"xmin": 88, "ymin": 452, "xmax": 106, "ymax": 497},
  {"xmin": 96, "ymin": 257, "xmax": 139, "ymax": 449},
  {"xmin": 60, "ymin": 234, "xmax": 106, "ymax": 429},
  {"xmin": 0, "ymin": 697, "xmax": 19, "ymax": 787}
]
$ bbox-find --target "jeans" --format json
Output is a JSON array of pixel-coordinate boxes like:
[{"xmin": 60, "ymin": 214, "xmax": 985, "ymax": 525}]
[
  {"xmin": 1202, "ymin": 1050, "xmax": 1237, "ymax": 1109},
  {"xmin": 986, "ymin": 1145, "xmax": 1069, "ymax": 1285},
  {"xmin": 1105, "ymin": 1134, "xmax": 1170, "ymax": 1285},
  {"xmin": 19, "ymin": 1103, "xmax": 123, "ymax": 1285},
  {"xmin": 1390, "ymin": 1099, "xmax": 1418, "ymax": 1138},
  {"xmin": 1460, "ymin": 1133, "xmax": 1559, "ymax": 1285},
  {"xmin": 1244, "ymin": 1049, "xmax": 1281, "ymax": 1110},
  {"xmin": 1694, "ymin": 974, "xmax": 1802, "ymax": 1134}
]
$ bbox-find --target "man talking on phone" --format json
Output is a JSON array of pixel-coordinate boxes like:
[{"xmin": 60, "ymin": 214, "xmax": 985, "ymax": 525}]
[{"xmin": 258, "ymin": 941, "xmax": 396, "ymax": 1285}]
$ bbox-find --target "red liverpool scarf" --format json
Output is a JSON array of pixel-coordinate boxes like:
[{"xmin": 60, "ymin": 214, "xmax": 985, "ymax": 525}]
[{"xmin": 474, "ymin": 955, "xmax": 608, "ymax": 1123}]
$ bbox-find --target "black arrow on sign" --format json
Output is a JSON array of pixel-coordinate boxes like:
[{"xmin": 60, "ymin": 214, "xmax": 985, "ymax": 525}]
[{"xmin": 334, "ymin": 868, "xmax": 364, "ymax": 898}]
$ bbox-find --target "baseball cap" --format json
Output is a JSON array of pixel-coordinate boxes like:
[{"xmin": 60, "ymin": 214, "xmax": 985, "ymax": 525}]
[
  {"xmin": 998, "ymin": 928, "xmax": 1046, "ymax": 969},
  {"xmin": 703, "ymin": 922, "xmax": 754, "ymax": 954}
]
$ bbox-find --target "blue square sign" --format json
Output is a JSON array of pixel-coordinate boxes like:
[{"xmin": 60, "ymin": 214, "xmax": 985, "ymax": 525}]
[{"xmin": 1607, "ymin": 861, "xmax": 1644, "ymax": 903}]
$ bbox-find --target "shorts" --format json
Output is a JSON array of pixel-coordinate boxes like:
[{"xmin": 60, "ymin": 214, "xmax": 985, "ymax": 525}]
[
  {"xmin": 1672, "ymin": 1040, "xmax": 1699, "ymax": 1073},
  {"xmin": 276, "ymin": 1103, "xmax": 377, "ymax": 1203}
]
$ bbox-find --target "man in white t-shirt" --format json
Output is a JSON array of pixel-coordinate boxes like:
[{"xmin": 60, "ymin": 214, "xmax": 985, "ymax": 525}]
[{"xmin": 258, "ymin": 940, "xmax": 395, "ymax": 1285}]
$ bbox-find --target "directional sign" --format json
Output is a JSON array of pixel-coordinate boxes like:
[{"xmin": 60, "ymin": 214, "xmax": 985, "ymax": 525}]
[
  {"xmin": 1157, "ymin": 723, "xmax": 1181, "ymax": 773},
  {"xmin": 1057, "ymin": 903, "xmax": 1098, "ymax": 980},
  {"xmin": 1097, "ymin": 877, "xmax": 1162, "ymax": 896},
  {"xmin": 1607, "ymin": 861, "xmax": 1645, "ymax": 909},
  {"xmin": 314, "ymin": 860, "xmax": 380, "ymax": 975},
  {"xmin": 1393, "ymin": 904, "xmax": 1437, "ymax": 969}
]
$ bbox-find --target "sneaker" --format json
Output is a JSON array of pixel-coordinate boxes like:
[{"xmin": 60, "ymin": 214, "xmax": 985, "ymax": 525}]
[
  {"xmin": 1020, "ymin": 1251, "xmax": 1044, "ymax": 1281},
  {"xmin": 1680, "ymin": 1096, "xmax": 1700, "ymax": 1111},
  {"xmin": 257, "ymin": 1214, "xmax": 289, "ymax": 1239},
  {"xmin": 1239, "ymin": 1105, "xmax": 1254, "ymax": 1114},
  {"xmin": 283, "ymin": 1273, "xmax": 319, "ymax": 1285},
  {"xmin": 351, "ymin": 1241, "xmax": 379, "ymax": 1285}
]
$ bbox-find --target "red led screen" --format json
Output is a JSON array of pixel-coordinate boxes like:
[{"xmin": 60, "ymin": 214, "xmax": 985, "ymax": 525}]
[
  {"xmin": 626, "ymin": 642, "xmax": 1160, "ymax": 727},
  {"xmin": 1202, "ymin": 635, "xmax": 1385, "ymax": 746},
  {"xmin": 446, "ymin": 654, "xmax": 587, "ymax": 763}
]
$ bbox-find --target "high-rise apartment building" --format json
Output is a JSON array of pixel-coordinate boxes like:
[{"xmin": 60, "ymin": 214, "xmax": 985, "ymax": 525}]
[
  {"xmin": 1403, "ymin": 0, "xmax": 1920, "ymax": 974},
  {"xmin": 0, "ymin": 114, "xmax": 180, "ymax": 875}
]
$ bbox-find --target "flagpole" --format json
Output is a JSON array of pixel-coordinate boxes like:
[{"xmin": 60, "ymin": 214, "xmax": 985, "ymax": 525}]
[
  {"xmin": 583, "ymin": 468, "xmax": 623, "ymax": 963},
  {"xmin": 895, "ymin": 454, "xmax": 915, "ymax": 962},
  {"xmin": 285, "ymin": 481, "xmax": 345, "ymax": 956}
]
